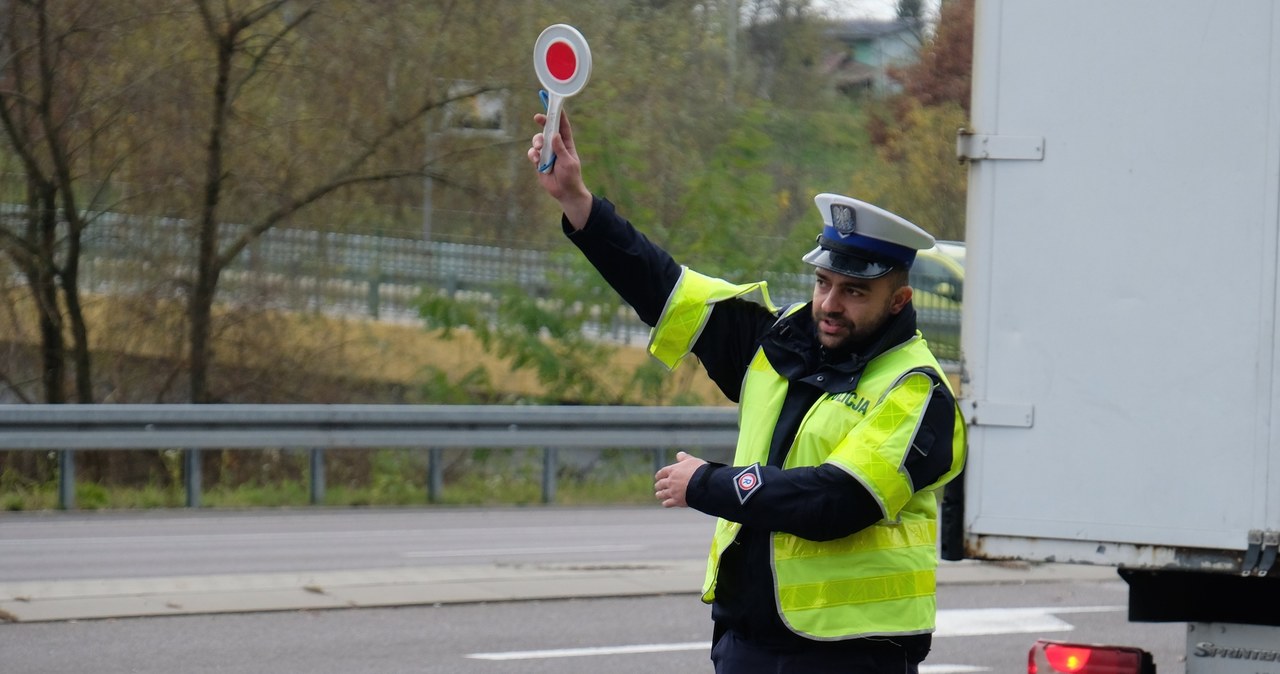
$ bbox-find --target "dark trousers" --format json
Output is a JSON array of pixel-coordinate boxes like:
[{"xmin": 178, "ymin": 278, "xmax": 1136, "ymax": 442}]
[{"xmin": 710, "ymin": 628, "xmax": 922, "ymax": 674}]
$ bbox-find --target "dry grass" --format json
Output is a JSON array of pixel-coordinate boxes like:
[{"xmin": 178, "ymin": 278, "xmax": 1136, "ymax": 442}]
[{"xmin": 0, "ymin": 291, "xmax": 727, "ymax": 404}]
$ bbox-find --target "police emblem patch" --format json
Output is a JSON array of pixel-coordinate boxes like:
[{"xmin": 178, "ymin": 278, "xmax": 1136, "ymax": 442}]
[{"xmin": 734, "ymin": 463, "xmax": 764, "ymax": 505}]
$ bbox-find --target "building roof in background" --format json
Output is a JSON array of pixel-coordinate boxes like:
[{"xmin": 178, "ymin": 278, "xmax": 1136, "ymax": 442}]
[
  {"xmin": 821, "ymin": 18, "xmax": 922, "ymax": 93},
  {"xmin": 825, "ymin": 17, "xmax": 921, "ymax": 41}
]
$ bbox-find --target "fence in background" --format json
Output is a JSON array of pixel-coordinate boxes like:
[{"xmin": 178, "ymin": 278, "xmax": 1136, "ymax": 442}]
[
  {"xmin": 2, "ymin": 204, "xmax": 959, "ymax": 357},
  {"xmin": 0, "ymin": 404, "xmax": 740, "ymax": 510}
]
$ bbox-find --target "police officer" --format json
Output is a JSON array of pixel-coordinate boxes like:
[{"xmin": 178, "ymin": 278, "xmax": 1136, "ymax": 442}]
[{"xmin": 529, "ymin": 110, "xmax": 966, "ymax": 674}]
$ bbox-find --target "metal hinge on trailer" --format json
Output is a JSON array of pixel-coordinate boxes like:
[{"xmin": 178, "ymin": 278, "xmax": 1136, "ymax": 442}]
[
  {"xmin": 1240, "ymin": 529, "xmax": 1279, "ymax": 576},
  {"xmin": 956, "ymin": 129, "xmax": 1045, "ymax": 163}
]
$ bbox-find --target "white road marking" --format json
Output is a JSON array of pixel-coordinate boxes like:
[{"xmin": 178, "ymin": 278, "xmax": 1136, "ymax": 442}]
[
  {"xmin": 468, "ymin": 642, "xmax": 986, "ymax": 673},
  {"xmin": 935, "ymin": 605, "xmax": 1124, "ymax": 637},
  {"xmin": 401, "ymin": 544, "xmax": 647, "ymax": 558},
  {"xmin": 468, "ymin": 642, "xmax": 706, "ymax": 660},
  {"xmin": 465, "ymin": 606, "xmax": 1124, "ymax": 662}
]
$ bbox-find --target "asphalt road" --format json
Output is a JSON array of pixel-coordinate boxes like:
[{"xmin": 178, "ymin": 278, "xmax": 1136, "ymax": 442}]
[
  {"xmin": 0, "ymin": 506, "xmax": 712, "ymax": 581},
  {"xmin": 0, "ymin": 507, "xmax": 1190, "ymax": 673},
  {"xmin": 0, "ymin": 578, "xmax": 1188, "ymax": 674}
]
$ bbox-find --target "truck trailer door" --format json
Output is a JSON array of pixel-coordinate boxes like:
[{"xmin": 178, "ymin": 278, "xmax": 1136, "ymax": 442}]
[{"xmin": 960, "ymin": 0, "xmax": 1280, "ymax": 571}]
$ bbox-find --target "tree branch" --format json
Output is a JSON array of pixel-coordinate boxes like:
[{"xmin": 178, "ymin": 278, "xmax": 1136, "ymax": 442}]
[
  {"xmin": 0, "ymin": 224, "xmax": 43, "ymax": 262},
  {"xmin": 214, "ymin": 82, "xmax": 499, "ymax": 268},
  {"xmin": 229, "ymin": 3, "xmax": 314, "ymax": 104},
  {"xmin": 0, "ymin": 368, "xmax": 36, "ymax": 404},
  {"xmin": 216, "ymin": 167, "xmax": 439, "ymax": 268}
]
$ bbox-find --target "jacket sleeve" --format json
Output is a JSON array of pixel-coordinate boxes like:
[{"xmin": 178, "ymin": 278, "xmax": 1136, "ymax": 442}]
[
  {"xmin": 686, "ymin": 381, "xmax": 957, "ymax": 540},
  {"xmin": 563, "ymin": 197, "xmax": 681, "ymax": 326},
  {"xmin": 690, "ymin": 298, "xmax": 778, "ymax": 403},
  {"xmin": 565, "ymin": 196, "xmax": 778, "ymax": 401}
]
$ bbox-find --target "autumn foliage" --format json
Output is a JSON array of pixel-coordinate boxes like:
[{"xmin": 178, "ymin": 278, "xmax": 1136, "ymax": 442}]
[{"xmin": 854, "ymin": 0, "xmax": 974, "ymax": 241}]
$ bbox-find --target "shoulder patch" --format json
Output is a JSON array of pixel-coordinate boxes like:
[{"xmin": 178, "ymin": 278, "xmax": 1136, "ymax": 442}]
[{"xmin": 733, "ymin": 463, "xmax": 764, "ymax": 505}]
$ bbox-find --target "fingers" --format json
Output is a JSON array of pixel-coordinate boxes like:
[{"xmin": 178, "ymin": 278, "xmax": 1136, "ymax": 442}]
[
  {"xmin": 529, "ymin": 109, "xmax": 572, "ymax": 146},
  {"xmin": 547, "ymin": 129, "xmax": 565, "ymax": 161},
  {"xmin": 528, "ymin": 110, "xmax": 575, "ymax": 172},
  {"xmin": 527, "ymin": 120, "xmax": 568, "ymax": 173},
  {"xmin": 529, "ymin": 114, "xmax": 548, "ymax": 168},
  {"xmin": 653, "ymin": 473, "xmax": 688, "ymax": 508},
  {"xmin": 530, "ymin": 110, "xmax": 573, "ymax": 149},
  {"xmin": 653, "ymin": 476, "xmax": 670, "ymax": 505}
]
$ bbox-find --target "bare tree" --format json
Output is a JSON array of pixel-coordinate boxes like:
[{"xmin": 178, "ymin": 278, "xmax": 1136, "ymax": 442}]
[
  {"xmin": 0, "ymin": 0, "xmax": 130, "ymax": 403},
  {"xmin": 182, "ymin": 0, "xmax": 502, "ymax": 403}
]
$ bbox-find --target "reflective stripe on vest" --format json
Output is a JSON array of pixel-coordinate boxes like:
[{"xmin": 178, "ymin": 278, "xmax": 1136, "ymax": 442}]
[
  {"xmin": 701, "ymin": 335, "xmax": 966, "ymax": 640},
  {"xmin": 648, "ymin": 267, "xmax": 776, "ymax": 370}
]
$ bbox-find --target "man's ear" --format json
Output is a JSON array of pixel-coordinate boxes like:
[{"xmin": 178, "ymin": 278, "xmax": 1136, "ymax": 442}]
[{"xmin": 890, "ymin": 286, "xmax": 913, "ymax": 314}]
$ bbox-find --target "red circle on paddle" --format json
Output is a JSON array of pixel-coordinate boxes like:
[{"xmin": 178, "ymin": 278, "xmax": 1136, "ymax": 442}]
[{"xmin": 546, "ymin": 40, "xmax": 578, "ymax": 82}]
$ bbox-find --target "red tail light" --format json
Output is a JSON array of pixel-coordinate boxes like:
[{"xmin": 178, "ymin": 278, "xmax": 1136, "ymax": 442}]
[{"xmin": 1028, "ymin": 639, "xmax": 1155, "ymax": 674}]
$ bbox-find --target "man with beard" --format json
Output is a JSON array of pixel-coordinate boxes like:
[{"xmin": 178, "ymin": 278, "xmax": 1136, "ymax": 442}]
[{"xmin": 529, "ymin": 110, "xmax": 966, "ymax": 674}]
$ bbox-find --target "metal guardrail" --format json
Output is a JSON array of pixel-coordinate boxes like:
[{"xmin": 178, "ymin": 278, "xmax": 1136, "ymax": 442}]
[{"xmin": 0, "ymin": 404, "xmax": 739, "ymax": 510}]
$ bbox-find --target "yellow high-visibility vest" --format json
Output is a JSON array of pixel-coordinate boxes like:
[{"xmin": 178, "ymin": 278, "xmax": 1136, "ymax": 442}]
[{"xmin": 650, "ymin": 266, "xmax": 967, "ymax": 640}]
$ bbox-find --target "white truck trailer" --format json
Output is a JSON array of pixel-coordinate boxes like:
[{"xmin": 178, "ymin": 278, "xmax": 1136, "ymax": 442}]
[{"xmin": 946, "ymin": 1, "xmax": 1280, "ymax": 672}]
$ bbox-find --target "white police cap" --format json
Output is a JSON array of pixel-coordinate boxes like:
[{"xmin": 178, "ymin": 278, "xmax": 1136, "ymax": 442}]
[{"xmin": 801, "ymin": 193, "xmax": 935, "ymax": 279}]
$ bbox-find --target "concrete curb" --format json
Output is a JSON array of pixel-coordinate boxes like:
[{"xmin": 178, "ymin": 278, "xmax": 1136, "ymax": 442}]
[
  {"xmin": 0, "ymin": 560, "xmax": 706, "ymax": 623},
  {"xmin": 0, "ymin": 560, "xmax": 1120, "ymax": 624}
]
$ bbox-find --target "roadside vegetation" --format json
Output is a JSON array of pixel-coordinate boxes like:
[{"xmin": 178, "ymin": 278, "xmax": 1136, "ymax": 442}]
[
  {"xmin": 0, "ymin": 0, "xmax": 972, "ymax": 509},
  {"xmin": 2, "ymin": 447, "xmax": 712, "ymax": 511}
]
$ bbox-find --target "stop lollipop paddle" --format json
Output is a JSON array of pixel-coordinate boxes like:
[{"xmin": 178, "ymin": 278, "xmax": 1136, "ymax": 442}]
[{"xmin": 534, "ymin": 24, "xmax": 592, "ymax": 173}]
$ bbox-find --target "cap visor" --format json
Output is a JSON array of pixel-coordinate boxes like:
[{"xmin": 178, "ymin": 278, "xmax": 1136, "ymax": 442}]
[{"xmin": 802, "ymin": 246, "xmax": 893, "ymax": 279}]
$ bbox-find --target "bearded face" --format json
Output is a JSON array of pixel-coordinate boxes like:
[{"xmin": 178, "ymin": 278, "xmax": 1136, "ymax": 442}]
[{"xmin": 811, "ymin": 268, "xmax": 911, "ymax": 353}]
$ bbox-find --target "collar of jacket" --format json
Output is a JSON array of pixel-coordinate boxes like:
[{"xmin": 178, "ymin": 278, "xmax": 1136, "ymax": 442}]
[{"xmin": 759, "ymin": 302, "xmax": 919, "ymax": 394}]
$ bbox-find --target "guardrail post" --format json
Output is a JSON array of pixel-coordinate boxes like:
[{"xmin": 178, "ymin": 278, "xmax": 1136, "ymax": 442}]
[
  {"xmin": 428, "ymin": 447, "xmax": 443, "ymax": 503},
  {"xmin": 58, "ymin": 449, "xmax": 75, "ymax": 510},
  {"xmin": 184, "ymin": 448, "xmax": 201, "ymax": 508},
  {"xmin": 542, "ymin": 447, "xmax": 557, "ymax": 504},
  {"xmin": 309, "ymin": 448, "xmax": 325, "ymax": 505},
  {"xmin": 652, "ymin": 448, "xmax": 666, "ymax": 476}
]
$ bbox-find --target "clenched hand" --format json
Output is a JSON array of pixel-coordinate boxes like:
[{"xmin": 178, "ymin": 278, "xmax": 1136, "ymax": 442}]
[{"xmin": 654, "ymin": 451, "xmax": 707, "ymax": 508}]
